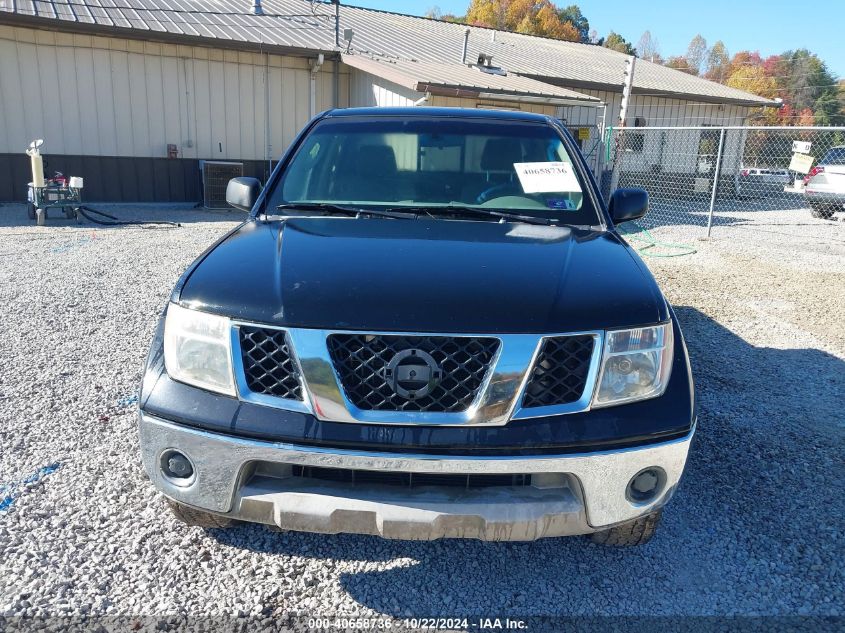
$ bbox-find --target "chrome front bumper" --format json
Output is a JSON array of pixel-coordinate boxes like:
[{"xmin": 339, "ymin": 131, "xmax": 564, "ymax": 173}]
[{"xmin": 139, "ymin": 413, "xmax": 694, "ymax": 541}]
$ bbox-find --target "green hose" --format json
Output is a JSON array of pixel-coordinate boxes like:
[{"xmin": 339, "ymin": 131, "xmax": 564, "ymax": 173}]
[{"xmin": 618, "ymin": 221, "xmax": 697, "ymax": 257}]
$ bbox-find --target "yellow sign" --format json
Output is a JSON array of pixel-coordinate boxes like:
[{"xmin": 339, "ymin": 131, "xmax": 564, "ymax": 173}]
[
  {"xmin": 789, "ymin": 153, "xmax": 814, "ymax": 174},
  {"xmin": 577, "ymin": 128, "xmax": 591, "ymax": 141}
]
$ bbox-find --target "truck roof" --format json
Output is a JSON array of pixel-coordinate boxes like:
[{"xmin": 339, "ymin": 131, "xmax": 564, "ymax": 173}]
[{"xmin": 324, "ymin": 107, "xmax": 551, "ymax": 123}]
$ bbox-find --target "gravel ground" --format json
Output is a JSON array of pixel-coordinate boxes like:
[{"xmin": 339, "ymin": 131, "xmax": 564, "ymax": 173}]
[{"xmin": 0, "ymin": 203, "xmax": 842, "ymax": 623}]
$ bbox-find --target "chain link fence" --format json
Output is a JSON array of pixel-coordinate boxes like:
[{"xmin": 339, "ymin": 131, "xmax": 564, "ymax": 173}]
[
  {"xmin": 601, "ymin": 126, "xmax": 845, "ymax": 239},
  {"xmin": 566, "ymin": 124, "xmax": 606, "ymax": 177}
]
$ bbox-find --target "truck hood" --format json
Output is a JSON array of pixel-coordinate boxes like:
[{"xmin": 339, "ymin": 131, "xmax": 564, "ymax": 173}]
[{"xmin": 178, "ymin": 218, "xmax": 667, "ymax": 333}]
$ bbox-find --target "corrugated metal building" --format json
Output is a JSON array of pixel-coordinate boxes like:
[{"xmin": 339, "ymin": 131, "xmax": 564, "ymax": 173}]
[{"xmin": 0, "ymin": 0, "xmax": 776, "ymax": 202}]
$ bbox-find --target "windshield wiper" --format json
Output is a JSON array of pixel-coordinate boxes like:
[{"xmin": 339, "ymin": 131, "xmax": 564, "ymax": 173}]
[
  {"xmin": 383, "ymin": 204, "xmax": 553, "ymax": 226},
  {"xmin": 274, "ymin": 202, "xmax": 414, "ymax": 219}
]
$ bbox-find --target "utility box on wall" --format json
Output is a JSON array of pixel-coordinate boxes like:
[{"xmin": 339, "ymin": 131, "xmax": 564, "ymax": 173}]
[{"xmin": 200, "ymin": 160, "xmax": 243, "ymax": 209}]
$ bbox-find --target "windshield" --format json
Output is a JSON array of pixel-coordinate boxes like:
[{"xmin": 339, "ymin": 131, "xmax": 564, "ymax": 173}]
[{"xmin": 270, "ymin": 117, "xmax": 600, "ymax": 225}]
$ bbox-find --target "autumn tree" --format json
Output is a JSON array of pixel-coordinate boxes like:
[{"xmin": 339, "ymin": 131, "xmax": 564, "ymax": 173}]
[
  {"xmin": 728, "ymin": 49, "xmax": 843, "ymax": 126},
  {"xmin": 778, "ymin": 49, "xmax": 841, "ymax": 124},
  {"xmin": 603, "ymin": 31, "xmax": 636, "ymax": 55},
  {"xmin": 725, "ymin": 52, "xmax": 779, "ymax": 124},
  {"xmin": 705, "ymin": 41, "xmax": 730, "ymax": 83},
  {"xmin": 636, "ymin": 30, "xmax": 660, "ymax": 62},
  {"xmin": 557, "ymin": 4, "xmax": 590, "ymax": 43},
  {"xmin": 665, "ymin": 56, "xmax": 695, "ymax": 75},
  {"xmin": 726, "ymin": 59, "xmax": 777, "ymax": 98},
  {"xmin": 685, "ymin": 34, "xmax": 707, "ymax": 75},
  {"xmin": 465, "ymin": 0, "xmax": 581, "ymax": 41}
]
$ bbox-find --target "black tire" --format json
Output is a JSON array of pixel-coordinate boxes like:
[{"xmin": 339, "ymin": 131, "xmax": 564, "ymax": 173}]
[
  {"xmin": 589, "ymin": 509, "xmax": 662, "ymax": 547},
  {"xmin": 27, "ymin": 201, "xmax": 37, "ymax": 220},
  {"xmin": 809, "ymin": 203, "xmax": 836, "ymax": 220},
  {"xmin": 166, "ymin": 498, "xmax": 237, "ymax": 529}
]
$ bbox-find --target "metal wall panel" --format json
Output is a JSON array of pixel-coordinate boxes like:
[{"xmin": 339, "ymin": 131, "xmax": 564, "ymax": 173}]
[
  {"xmin": 0, "ymin": 153, "xmax": 270, "ymax": 202},
  {"xmin": 349, "ymin": 69, "xmax": 419, "ymax": 107},
  {"xmin": 0, "ymin": 25, "xmax": 341, "ymax": 163}
]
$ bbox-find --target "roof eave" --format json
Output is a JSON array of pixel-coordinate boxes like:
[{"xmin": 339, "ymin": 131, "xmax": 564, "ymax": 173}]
[
  {"xmin": 0, "ymin": 12, "xmax": 338, "ymax": 59},
  {"xmin": 418, "ymin": 84, "xmax": 600, "ymax": 107},
  {"xmin": 520, "ymin": 73, "xmax": 779, "ymax": 108}
]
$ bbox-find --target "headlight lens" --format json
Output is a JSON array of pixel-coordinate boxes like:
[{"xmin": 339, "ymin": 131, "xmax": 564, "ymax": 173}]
[
  {"xmin": 593, "ymin": 323, "xmax": 674, "ymax": 407},
  {"xmin": 163, "ymin": 303, "xmax": 235, "ymax": 396}
]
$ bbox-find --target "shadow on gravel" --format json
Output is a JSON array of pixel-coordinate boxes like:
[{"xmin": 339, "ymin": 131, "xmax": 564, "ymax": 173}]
[{"xmin": 212, "ymin": 307, "xmax": 844, "ymax": 616}]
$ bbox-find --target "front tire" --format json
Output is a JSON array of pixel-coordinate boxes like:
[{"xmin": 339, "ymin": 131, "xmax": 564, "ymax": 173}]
[
  {"xmin": 589, "ymin": 509, "xmax": 662, "ymax": 547},
  {"xmin": 166, "ymin": 498, "xmax": 237, "ymax": 529},
  {"xmin": 809, "ymin": 202, "xmax": 837, "ymax": 219}
]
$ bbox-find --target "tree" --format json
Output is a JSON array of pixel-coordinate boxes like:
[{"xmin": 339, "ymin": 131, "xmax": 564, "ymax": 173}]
[
  {"xmin": 665, "ymin": 55, "xmax": 695, "ymax": 75},
  {"xmin": 424, "ymin": 6, "xmax": 442, "ymax": 19},
  {"xmin": 725, "ymin": 53, "xmax": 779, "ymax": 125},
  {"xmin": 705, "ymin": 41, "xmax": 730, "ymax": 83},
  {"xmin": 636, "ymin": 30, "xmax": 660, "ymax": 61},
  {"xmin": 465, "ymin": 0, "xmax": 503, "ymax": 29},
  {"xmin": 779, "ymin": 49, "xmax": 841, "ymax": 124},
  {"xmin": 465, "ymin": 0, "xmax": 581, "ymax": 41},
  {"xmin": 685, "ymin": 34, "xmax": 707, "ymax": 75},
  {"xmin": 603, "ymin": 31, "xmax": 636, "ymax": 55},
  {"xmin": 557, "ymin": 4, "xmax": 590, "ymax": 43},
  {"xmin": 840, "ymin": 80, "xmax": 845, "ymax": 121}
]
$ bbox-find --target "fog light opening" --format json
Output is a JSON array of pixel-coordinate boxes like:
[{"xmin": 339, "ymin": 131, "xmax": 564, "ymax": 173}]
[
  {"xmin": 160, "ymin": 449, "xmax": 195, "ymax": 486},
  {"xmin": 626, "ymin": 467, "xmax": 666, "ymax": 504}
]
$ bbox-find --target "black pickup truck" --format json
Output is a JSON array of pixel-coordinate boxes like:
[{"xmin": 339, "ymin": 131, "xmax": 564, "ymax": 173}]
[{"xmin": 139, "ymin": 108, "xmax": 695, "ymax": 546}]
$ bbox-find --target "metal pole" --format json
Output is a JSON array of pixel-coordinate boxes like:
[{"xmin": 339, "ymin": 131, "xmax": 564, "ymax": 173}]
[
  {"xmin": 264, "ymin": 50, "xmax": 271, "ymax": 177},
  {"xmin": 609, "ymin": 58, "xmax": 635, "ymax": 198},
  {"xmin": 617, "ymin": 56, "xmax": 636, "ymax": 129},
  {"xmin": 706, "ymin": 128, "xmax": 726, "ymax": 238},
  {"xmin": 333, "ymin": 2, "xmax": 341, "ymax": 108}
]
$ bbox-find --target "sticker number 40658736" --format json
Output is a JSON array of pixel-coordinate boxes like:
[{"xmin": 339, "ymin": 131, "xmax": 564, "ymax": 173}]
[{"xmin": 513, "ymin": 162, "xmax": 582, "ymax": 194}]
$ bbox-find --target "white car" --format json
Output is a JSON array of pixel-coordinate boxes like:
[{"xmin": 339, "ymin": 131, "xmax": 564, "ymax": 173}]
[
  {"xmin": 735, "ymin": 167, "xmax": 790, "ymax": 199},
  {"xmin": 804, "ymin": 146, "xmax": 845, "ymax": 219}
]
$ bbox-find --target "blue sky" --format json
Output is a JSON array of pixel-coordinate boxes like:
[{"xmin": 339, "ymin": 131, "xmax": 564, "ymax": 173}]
[{"xmin": 349, "ymin": 0, "xmax": 845, "ymax": 78}]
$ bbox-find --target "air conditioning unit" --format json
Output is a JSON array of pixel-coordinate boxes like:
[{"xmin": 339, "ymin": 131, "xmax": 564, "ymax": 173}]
[{"xmin": 200, "ymin": 160, "xmax": 243, "ymax": 209}]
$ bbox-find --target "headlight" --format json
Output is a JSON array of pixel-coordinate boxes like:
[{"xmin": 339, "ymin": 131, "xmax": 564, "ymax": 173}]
[
  {"xmin": 163, "ymin": 303, "xmax": 236, "ymax": 396},
  {"xmin": 593, "ymin": 323, "xmax": 673, "ymax": 407}
]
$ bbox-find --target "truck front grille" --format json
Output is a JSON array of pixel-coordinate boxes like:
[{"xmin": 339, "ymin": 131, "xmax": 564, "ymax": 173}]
[
  {"xmin": 521, "ymin": 335, "xmax": 595, "ymax": 408},
  {"xmin": 327, "ymin": 334, "xmax": 500, "ymax": 412},
  {"xmin": 291, "ymin": 465, "xmax": 531, "ymax": 489},
  {"xmin": 238, "ymin": 326, "xmax": 303, "ymax": 400}
]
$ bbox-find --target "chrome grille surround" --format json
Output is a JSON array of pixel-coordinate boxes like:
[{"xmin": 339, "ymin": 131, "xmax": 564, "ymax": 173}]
[
  {"xmin": 238, "ymin": 326, "xmax": 303, "ymax": 401},
  {"xmin": 520, "ymin": 335, "xmax": 596, "ymax": 409},
  {"xmin": 231, "ymin": 322, "xmax": 603, "ymax": 426}
]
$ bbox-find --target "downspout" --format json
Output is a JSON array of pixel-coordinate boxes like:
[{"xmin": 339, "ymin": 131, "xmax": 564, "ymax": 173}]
[
  {"xmin": 333, "ymin": 1, "xmax": 340, "ymax": 107},
  {"xmin": 310, "ymin": 53, "xmax": 325, "ymax": 117},
  {"xmin": 413, "ymin": 92, "xmax": 430, "ymax": 106},
  {"xmin": 334, "ymin": 55, "xmax": 340, "ymax": 108},
  {"xmin": 264, "ymin": 49, "xmax": 271, "ymax": 176}
]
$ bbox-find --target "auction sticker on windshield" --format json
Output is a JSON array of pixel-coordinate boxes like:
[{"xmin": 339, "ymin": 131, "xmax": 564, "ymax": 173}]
[{"xmin": 514, "ymin": 162, "xmax": 582, "ymax": 194}]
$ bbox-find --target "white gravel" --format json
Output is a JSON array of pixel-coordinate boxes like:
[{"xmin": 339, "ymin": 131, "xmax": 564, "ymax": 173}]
[{"xmin": 0, "ymin": 203, "xmax": 842, "ymax": 621}]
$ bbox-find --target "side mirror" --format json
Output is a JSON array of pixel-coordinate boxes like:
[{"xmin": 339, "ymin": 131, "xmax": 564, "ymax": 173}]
[
  {"xmin": 608, "ymin": 188, "xmax": 648, "ymax": 224},
  {"xmin": 226, "ymin": 177, "xmax": 261, "ymax": 212}
]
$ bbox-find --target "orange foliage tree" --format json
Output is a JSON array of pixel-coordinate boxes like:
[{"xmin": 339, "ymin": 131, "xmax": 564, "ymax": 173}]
[{"xmin": 466, "ymin": 0, "xmax": 581, "ymax": 41}]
